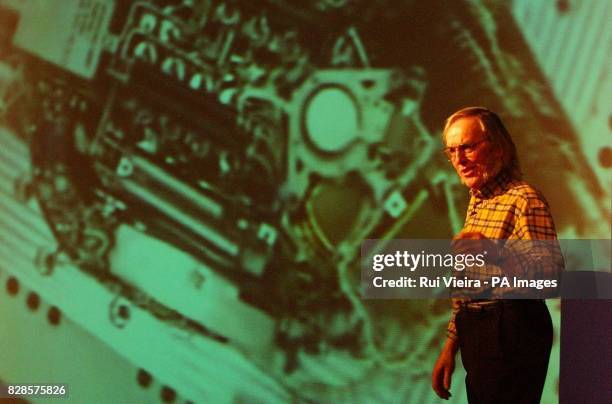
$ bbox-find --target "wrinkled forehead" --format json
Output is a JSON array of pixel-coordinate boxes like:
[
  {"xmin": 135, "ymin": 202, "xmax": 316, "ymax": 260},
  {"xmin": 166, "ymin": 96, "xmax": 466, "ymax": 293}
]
[{"xmin": 444, "ymin": 116, "xmax": 486, "ymax": 145}]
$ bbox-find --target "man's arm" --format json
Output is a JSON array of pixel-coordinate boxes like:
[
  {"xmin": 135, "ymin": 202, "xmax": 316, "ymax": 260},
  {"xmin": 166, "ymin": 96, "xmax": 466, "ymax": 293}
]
[
  {"xmin": 451, "ymin": 200, "xmax": 564, "ymax": 298},
  {"xmin": 446, "ymin": 298, "xmax": 460, "ymax": 341},
  {"xmin": 432, "ymin": 336, "xmax": 459, "ymax": 400},
  {"xmin": 432, "ymin": 298, "xmax": 461, "ymax": 400},
  {"xmin": 502, "ymin": 201, "xmax": 564, "ymax": 297}
]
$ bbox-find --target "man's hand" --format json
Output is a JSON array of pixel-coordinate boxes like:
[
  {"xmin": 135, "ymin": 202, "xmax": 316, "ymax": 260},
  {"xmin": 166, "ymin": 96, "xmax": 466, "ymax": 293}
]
[
  {"xmin": 432, "ymin": 338, "xmax": 458, "ymax": 400},
  {"xmin": 452, "ymin": 230, "xmax": 497, "ymax": 258},
  {"xmin": 452, "ymin": 231, "xmax": 523, "ymax": 276}
]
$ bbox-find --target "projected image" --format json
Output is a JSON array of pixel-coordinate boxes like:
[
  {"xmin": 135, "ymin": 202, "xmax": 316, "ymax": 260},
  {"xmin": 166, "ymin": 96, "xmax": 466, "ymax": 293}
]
[{"xmin": 0, "ymin": 0, "xmax": 609, "ymax": 402}]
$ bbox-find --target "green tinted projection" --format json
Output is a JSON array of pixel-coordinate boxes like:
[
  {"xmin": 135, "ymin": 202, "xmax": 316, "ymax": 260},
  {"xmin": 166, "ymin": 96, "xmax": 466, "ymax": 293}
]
[{"xmin": 0, "ymin": 0, "xmax": 609, "ymax": 403}]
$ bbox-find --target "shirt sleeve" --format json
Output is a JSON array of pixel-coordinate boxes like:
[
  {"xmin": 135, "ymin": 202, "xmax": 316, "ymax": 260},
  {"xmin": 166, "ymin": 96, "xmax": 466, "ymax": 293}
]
[{"xmin": 515, "ymin": 196, "xmax": 559, "ymax": 240}]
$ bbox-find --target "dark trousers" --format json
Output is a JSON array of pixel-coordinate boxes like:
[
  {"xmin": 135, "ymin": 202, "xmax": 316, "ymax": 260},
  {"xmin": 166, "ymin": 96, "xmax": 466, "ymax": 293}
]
[{"xmin": 456, "ymin": 300, "xmax": 553, "ymax": 404}]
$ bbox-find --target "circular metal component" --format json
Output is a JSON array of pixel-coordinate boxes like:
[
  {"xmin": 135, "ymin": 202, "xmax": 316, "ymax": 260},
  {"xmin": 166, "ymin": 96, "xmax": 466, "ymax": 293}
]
[
  {"xmin": 109, "ymin": 295, "xmax": 131, "ymax": 329},
  {"xmin": 26, "ymin": 292, "xmax": 41, "ymax": 311},
  {"xmin": 6, "ymin": 276, "xmax": 19, "ymax": 296},
  {"xmin": 137, "ymin": 369, "xmax": 153, "ymax": 388},
  {"xmin": 598, "ymin": 146, "xmax": 612, "ymax": 168},
  {"xmin": 160, "ymin": 386, "xmax": 177, "ymax": 403},
  {"xmin": 304, "ymin": 87, "xmax": 358, "ymax": 153},
  {"xmin": 47, "ymin": 306, "xmax": 62, "ymax": 326}
]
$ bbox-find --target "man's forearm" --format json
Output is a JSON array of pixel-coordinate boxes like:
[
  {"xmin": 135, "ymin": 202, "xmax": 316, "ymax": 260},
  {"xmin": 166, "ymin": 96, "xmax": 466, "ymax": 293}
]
[{"xmin": 442, "ymin": 337, "xmax": 459, "ymax": 355}]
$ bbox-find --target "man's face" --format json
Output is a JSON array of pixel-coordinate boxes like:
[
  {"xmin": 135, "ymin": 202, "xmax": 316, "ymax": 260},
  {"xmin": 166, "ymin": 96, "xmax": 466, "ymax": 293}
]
[{"xmin": 444, "ymin": 116, "xmax": 500, "ymax": 190}]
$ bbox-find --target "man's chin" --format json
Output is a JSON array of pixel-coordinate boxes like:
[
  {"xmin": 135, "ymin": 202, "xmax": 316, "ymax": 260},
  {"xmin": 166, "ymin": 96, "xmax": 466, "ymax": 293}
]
[
  {"xmin": 462, "ymin": 167, "xmax": 499, "ymax": 189},
  {"xmin": 461, "ymin": 176, "xmax": 482, "ymax": 189}
]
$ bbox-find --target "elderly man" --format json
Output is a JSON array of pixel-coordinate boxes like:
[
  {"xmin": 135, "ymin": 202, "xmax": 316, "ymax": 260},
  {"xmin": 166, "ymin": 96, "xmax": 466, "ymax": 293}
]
[{"xmin": 431, "ymin": 107, "xmax": 562, "ymax": 403}]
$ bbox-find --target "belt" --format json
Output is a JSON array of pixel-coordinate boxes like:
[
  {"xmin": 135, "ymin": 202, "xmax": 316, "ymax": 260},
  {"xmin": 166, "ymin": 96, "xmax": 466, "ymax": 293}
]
[
  {"xmin": 459, "ymin": 299, "xmax": 542, "ymax": 312},
  {"xmin": 460, "ymin": 300, "xmax": 511, "ymax": 312}
]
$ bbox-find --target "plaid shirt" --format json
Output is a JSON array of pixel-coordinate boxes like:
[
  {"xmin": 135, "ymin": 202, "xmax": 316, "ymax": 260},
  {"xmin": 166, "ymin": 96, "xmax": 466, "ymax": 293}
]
[{"xmin": 446, "ymin": 169, "xmax": 563, "ymax": 340}]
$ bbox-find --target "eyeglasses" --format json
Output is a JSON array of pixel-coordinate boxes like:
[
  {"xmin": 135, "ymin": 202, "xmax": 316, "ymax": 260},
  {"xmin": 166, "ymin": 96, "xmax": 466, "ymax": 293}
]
[{"xmin": 443, "ymin": 138, "xmax": 489, "ymax": 160}]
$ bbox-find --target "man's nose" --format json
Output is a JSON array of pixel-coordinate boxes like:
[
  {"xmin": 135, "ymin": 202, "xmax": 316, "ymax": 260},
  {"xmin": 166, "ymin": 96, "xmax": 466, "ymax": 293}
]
[{"xmin": 455, "ymin": 151, "xmax": 469, "ymax": 164}]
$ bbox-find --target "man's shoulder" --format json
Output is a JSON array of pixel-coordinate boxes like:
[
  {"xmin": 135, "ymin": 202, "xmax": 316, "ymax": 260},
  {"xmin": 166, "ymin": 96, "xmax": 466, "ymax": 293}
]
[{"xmin": 504, "ymin": 180, "xmax": 549, "ymax": 210}]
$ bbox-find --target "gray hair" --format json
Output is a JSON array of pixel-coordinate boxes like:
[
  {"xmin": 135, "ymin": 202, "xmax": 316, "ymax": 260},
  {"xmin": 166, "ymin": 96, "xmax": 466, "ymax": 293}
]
[{"xmin": 443, "ymin": 106, "xmax": 522, "ymax": 179}]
